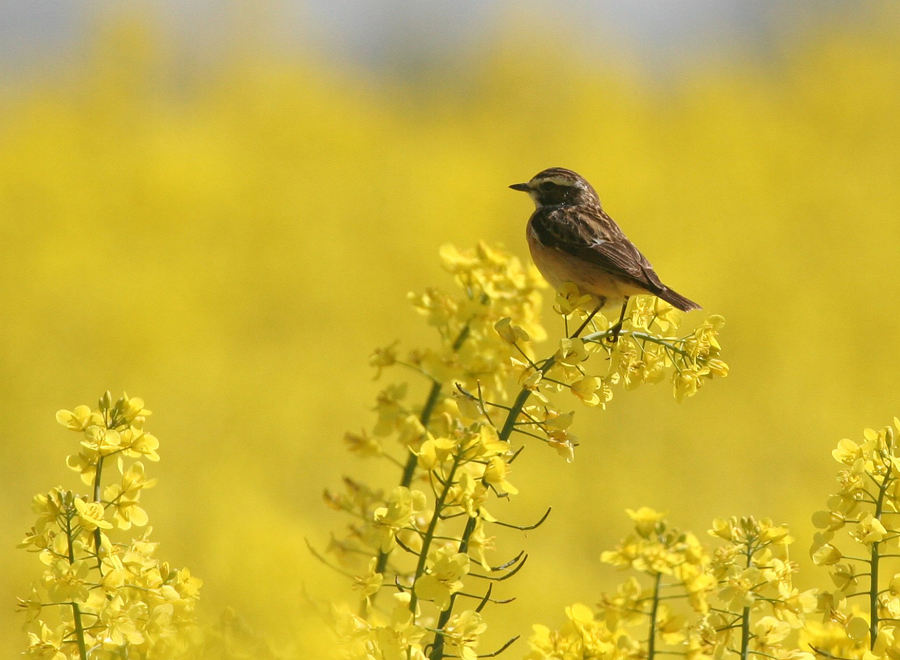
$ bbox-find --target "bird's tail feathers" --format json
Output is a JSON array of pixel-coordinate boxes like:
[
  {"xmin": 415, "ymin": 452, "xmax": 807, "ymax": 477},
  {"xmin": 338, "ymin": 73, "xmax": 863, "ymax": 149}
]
[{"xmin": 656, "ymin": 287, "xmax": 701, "ymax": 312}]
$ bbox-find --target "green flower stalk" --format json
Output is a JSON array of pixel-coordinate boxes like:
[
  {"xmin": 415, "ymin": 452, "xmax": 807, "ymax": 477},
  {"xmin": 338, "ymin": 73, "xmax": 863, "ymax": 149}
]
[
  {"xmin": 17, "ymin": 393, "xmax": 201, "ymax": 660},
  {"xmin": 526, "ymin": 511, "xmax": 816, "ymax": 660},
  {"xmin": 706, "ymin": 516, "xmax": 816, "ymax": 660},
  {"xmin": 323, "ymin": 242, "xmax": 729, "ymax": 660},
  {"xmin": 808, "ymin": 420, "xmax": 900, "ymax": 656}
]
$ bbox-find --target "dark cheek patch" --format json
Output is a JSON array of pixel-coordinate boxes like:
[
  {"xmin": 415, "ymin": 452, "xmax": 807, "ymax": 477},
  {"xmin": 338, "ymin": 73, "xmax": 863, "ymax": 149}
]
[{"xmin": 542, "ymin": 190, "xmax": 566, "ymax": 206}]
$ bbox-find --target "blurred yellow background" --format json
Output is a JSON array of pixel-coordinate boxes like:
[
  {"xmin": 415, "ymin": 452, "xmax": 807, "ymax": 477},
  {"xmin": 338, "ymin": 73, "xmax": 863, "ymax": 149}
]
[{"xmin": 2, "ymin": 4, "xmax": 899, "ymax": 656}]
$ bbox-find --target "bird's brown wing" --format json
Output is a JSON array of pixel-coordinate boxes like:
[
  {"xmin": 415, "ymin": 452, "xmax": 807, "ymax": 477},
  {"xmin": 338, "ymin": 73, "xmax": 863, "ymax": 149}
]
[{"xmin": 531, "ymin": 205, "xmax": 666, "ymax": 292}]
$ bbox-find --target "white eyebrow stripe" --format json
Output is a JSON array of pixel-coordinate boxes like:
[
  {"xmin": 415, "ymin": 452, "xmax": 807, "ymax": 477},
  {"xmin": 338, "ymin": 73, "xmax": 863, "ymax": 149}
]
[{"xmin": 533, "ymin": 175, "xmax": 578, "ymax": 187}]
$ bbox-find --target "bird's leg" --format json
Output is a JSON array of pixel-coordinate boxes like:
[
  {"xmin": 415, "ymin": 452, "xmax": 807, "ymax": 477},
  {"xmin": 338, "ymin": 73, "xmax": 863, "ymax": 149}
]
[
  {"xmin": 571, "ymin": 298, "xmax": 605, "ymax": 339},
  {"xmin": 607, "ymin": 297, "xmax": 630, "ymax": 343}
]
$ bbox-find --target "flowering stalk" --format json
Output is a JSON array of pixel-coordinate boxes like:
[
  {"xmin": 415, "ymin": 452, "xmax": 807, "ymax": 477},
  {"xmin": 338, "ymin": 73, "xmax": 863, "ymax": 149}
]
[
  {"xmin": 377, "ymin": 322, "xmax": 473, "ymax": 581},
  {"xmin": 428, "ymin": 515, "xmax": 480, "ymax": 660},
  {"xmin": 739, "ymin": 542, "xmax": 753, "ymax": 660},
  {"xmin": 809, "ymin": 421, "xmax": 900, "ymax": 655},
  {"xmin": 526, "ymin": 511, "xmax": 815, "ymax": 660},
  {"xmin": 648, "ymin": 572, "xmax": 662, "ymax": 660},
  {"xmin": 61, "ymin": 501, "xmax": 89, "ymax": 660},
  {"xmin": 525, "ymin": 509, "xmax": 711, "ymax": 659},
  {"xmin": 868, "ymin": 460, "xmax": 891, "ymax": 647},
  {"xmin": 325, "ymin": 243, "xmax": 728, "ymax": 660},
  {"xmin": 17, "ymin": 393, "xmax": 202, "ymax": 659},
  {"xmin": 408, "ymin": 447, "xmax": 466, "ymax": 614},
  {"xmin": 706, "ymin": 516, "xmax": 817, "ymax": 660},
  {"xmin": 398, "ymin": 381, "xmax": 444, "ymax": 487}
]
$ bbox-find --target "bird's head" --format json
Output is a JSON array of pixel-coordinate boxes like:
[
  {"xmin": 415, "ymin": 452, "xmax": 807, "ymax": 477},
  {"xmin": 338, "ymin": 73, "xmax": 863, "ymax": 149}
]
[{"xmin": 510, "ymin": 168, "xmax": 601, "ymax": 209}]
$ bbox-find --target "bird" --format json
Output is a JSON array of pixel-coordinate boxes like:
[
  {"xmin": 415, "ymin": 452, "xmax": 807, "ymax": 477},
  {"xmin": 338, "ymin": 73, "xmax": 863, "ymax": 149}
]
[{"xmin": 510, "ymin": 167, "xmax": 700, "ymax": 338}]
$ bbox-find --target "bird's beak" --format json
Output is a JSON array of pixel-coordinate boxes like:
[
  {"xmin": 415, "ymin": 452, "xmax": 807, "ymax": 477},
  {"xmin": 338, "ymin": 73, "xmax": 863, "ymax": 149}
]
[{"xmin": 509, "ymin": 183, "xmax": 531, "ymax": 192}]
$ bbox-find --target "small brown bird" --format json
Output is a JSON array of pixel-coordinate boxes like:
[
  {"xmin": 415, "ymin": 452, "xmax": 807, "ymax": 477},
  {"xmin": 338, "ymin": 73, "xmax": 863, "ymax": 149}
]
[{"xmin": 510, "ymin": 167, "xmax": 700, "ymax": 334}]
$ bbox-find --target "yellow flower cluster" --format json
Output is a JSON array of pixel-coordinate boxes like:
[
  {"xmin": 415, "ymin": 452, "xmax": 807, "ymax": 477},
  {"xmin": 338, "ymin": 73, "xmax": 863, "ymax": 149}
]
[
  {"xmin": 528, "ymin": 511, "xmax": 815, "ymax": 660},
  {"xmin": 325, "ymin": 244, "xmax": 728, "ymax": 660},
  {"xmin": 495, "ymin": 288, "xmax": 728, "ymax": 460},
  {"xmin": 331, "ymin": 413, "xmax": 519, "ymax": 659},
  {"xmin": 806, "ymin": 420, "xmax": 900, "ymax": 658},
  {"xmin": 17, "ymin": 394, "xmax": 201, "ymax": 660},
  {"xmin": 404, "ymin": 241, "xmax": 547, "ymax": 397},
  {"xmin": 526, "ymin": 603, "xmax": 638, "ymax": 660},
  {"xmin": 600, "ymin": 508, "xmax": 713, "ymax": 619},
  {"xmin": 706, "ymin": 516, "xmax": 816, "ymax": 659}
]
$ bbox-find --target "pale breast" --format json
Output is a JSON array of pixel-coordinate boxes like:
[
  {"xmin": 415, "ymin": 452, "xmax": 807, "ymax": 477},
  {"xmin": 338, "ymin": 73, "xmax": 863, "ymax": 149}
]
[{"xmin": 526, "ymin": 220, "xmax": 648, "ymax": 304}]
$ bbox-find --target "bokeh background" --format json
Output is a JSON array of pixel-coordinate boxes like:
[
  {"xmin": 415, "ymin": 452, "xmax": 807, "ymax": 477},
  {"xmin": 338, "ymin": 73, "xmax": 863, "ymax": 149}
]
[{"xmin": 2, "ymin": 1, "xmax": 899, "ymax": 656}]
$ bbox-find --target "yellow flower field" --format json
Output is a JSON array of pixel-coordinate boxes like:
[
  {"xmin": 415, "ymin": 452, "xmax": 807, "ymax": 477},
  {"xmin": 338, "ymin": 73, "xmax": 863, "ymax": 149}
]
[{"xmin": 2, "ymin": 7, "xmax": 900, "ymax": 658}]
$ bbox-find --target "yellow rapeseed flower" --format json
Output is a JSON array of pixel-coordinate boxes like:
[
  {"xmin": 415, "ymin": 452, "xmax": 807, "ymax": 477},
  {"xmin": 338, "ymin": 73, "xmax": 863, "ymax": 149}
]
[
  {"xmin": 853, "ymin": 512, "xmax": 888, "ymax": 545},
  {"xmin": 372, "ymin": 486, "xmax": 426, "ymax": 552},
  {"xmin": 553, "ymin": 282, "xmax": 594, "ymax": 317},
  {"xmin": 73, "ymin": 498, "xmax": 113, "ymax": 531},
  {"xmin": 753, "ymin": 616, "xmax": 791, "ymax": 650},
  {"xmin": 482, "ymin": 456, "xmax": 518, "ymax": 495},
  {"xmin": 441, "ymin": 610, "xmax": 488, "ymax": 660},
  {"xmin": 626, "ymin": 507, "xmax": 668, "ymax": 537},
  {"xmin": 25, "ymin": 622, "xmax": 67, "ymax": 660},
  {"xmin": 55, "ymin": 405, "xmax": 102, "ymax": 432},
  {"xmin": 416, "ymin": 437, "xmax": 458, "ymax": 472},
  {"xmin": 352, "ymin": 558, "xmax": 383, "ymax": 609},
  {"xmin": 570, "ymin": 376, "xmax": 607, "ymax": 407},
  {"xmin": 343, "ymin": 429, "xmax": 383, "ymax": 457},
  {"xmin": 414, "ymin": 545, "xmax": 470, "ymax": 611},
  {"xmin": 494, "ymin": 317, "xmax": 529, "ymax": 345}
]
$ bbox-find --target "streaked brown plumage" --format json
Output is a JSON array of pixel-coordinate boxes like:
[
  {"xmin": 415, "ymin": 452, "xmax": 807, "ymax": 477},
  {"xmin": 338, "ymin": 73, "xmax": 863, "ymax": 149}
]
[{"xmin": 510, "ymin": 167, "xmax": 700, "ymax": 314}]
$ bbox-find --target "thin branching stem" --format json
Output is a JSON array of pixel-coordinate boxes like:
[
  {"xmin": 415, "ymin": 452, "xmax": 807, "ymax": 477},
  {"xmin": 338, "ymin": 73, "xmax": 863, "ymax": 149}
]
[
  {"xmin": 409, "ymin": 449, "xmax": 466, "ymax": 614},
  {"xmin": 477, "ymin": 635, "xmax": 520, "ymax": 658},
  {"xmin": 488, "ymin": 551, "xmax": 526, "ymax": 572},
  {"xmin": 870, "ymin": 461, "xmax": 893, "ymax": 647},
  {"xmin": 400, "ymin": 380, "xmax": 444, "ymax": 489},
  {"xmin": 492, "ymin": 507, "xmax": 552, "ymax": 531},
  {"xmin": 91, "ymin": 460, "xmax": 109, "ymax": 579},
  {"xmin": 430, "ymin": 516, "xmax": 479, "ymax": 660},
  {"xmin": 497, "ymin": 314, "xmax": 613, "ymax": 441},
  {"xmin": 63, "ymin": 508, "xmax": 89, "ymax": 660},
  {"xmin": 469, "ymin": 556, "xmax": 528, "ymax": 582},
  {"xmin": 648, "ymin": 572, "xmax": 662, "ymax": 660},
  {"xmin": 583, "ymin": 329, "xmax": 691, "ymax": 358},
  {"xmin": 740, "ymin": 543, "xmax": 753, "ymax": 660},
  {"xmin": 370, "ymin": 358, "xmax": 454, "ymax": 604}
]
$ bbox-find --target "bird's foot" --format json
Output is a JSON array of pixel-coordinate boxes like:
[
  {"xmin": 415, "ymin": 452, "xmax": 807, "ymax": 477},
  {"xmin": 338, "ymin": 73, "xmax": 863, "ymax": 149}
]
[{"xmin": 606, "ymin": 322, "xmax": 624, "ymax": 344}]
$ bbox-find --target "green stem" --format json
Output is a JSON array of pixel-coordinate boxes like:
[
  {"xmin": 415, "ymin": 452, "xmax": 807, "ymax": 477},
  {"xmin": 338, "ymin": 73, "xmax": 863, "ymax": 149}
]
[
  {"xmin": 424, "ymin": 347, "xmax": 563, "ymax": 657},
  {"xmin": 398, "ymin": 381, "xmax": 444, "ymax": 489},
  {"xmin": 499, "ymin": 386, "xmax": 536, "ymax": 441},
  {"xmin": 92, "ymin": 456, "xmax": 105, "ymax": 574},
  {"xmin": 739, "ymin": 543, "xmax": 754, "ymax": 660},
  {"xmin": 425, "ymin": 321, "xmax": 612, "ymax": 656},
  {"xmin": 871, "ymin": 542, "xmax": 880, "ymax": 648},
  {"xmin": 364, "ymin": 326, "xmax": 472, "ymax": 618},
  {"xmin": 582, "ymin": 329, "xmax": 691, "ymax": 358},
  {"xmin": 399, "ymin": 325, "xmax": 472, "ymax": 489},
  {"xmin": 739, "ymin": 606, "xmax": 751, "ymax": 660},
  {"xmin": 370, "ymin": 384, "xmax": 444, "ymax": 595},
  {"xmin": 648, "ymin": 572, "xmax": 662, "ymax": 660},
  {"xmin": 428, "ymin": 327, "xmax": 592, "ymax": 657},
  {"xmin": 495, "ymin": 316, "xmax": 615, "ymax": 441},
  {"xmin": 498, "ymin": 356, "xmax": 557, "ymax": 442},
  {"xmin": 63, "ymin": 510, "xmax": 89, "ymax": 660},
  {"xmin": 408, "ymin": 449, "xmax": 465, "ymax": 614},
  {"xmin": 429, "ymin": 516, "xmax": 478, "ymax": 660},
  {"xmin": 870, "ymin": 461, "xmax": 893, "ymax": 648}
]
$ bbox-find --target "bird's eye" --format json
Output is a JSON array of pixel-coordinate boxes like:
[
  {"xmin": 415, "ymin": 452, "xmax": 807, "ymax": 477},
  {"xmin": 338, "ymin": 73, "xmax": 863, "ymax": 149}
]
[{"xmin": 539, "ymin": 181, "xmax": 557, "ymax": 192}]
